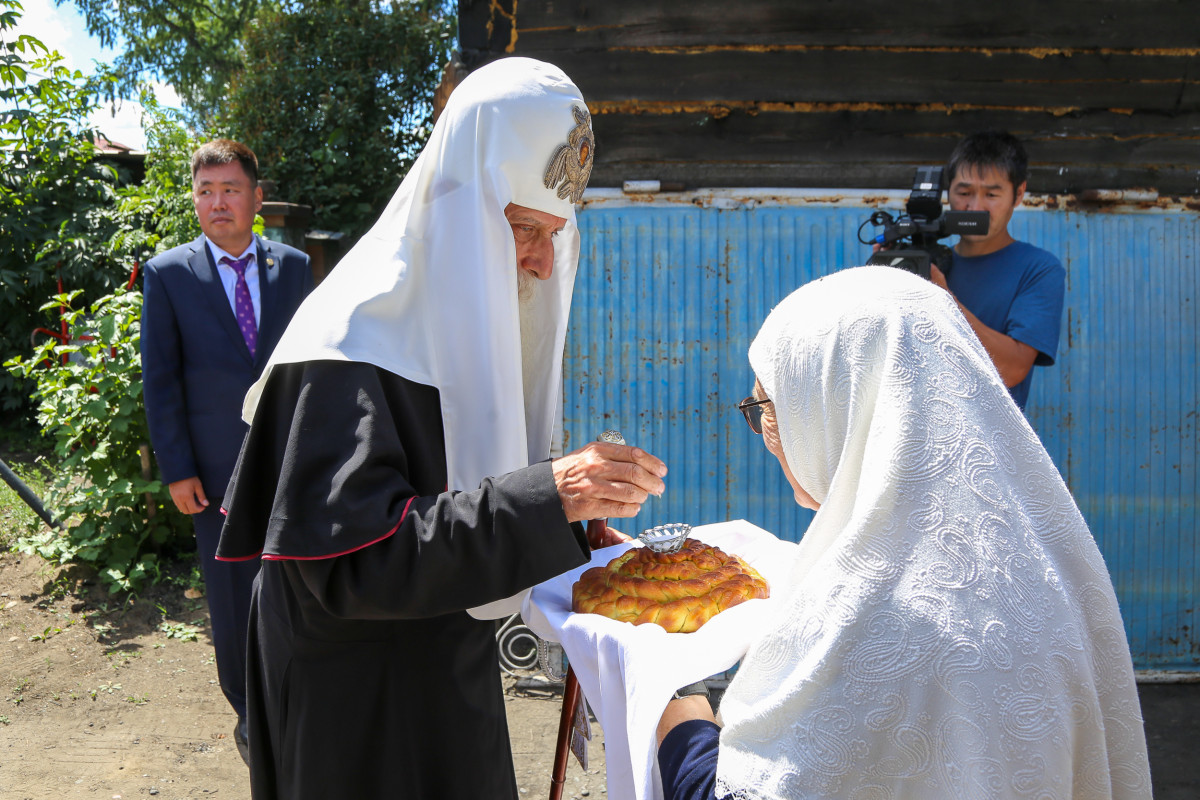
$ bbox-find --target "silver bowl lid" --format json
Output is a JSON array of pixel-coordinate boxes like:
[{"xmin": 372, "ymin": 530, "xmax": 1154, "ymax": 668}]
[
  {"xmin": 639, "ymin": 523, "xmax": 691, "ymax": 554},
  {"xmin": 597, "ymin": 429, "xmax": 626, "ymax": 445}
]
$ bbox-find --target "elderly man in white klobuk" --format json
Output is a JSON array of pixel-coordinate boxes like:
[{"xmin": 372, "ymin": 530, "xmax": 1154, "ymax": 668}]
[
  {"xmin": 216, "ymin": 57, "xmax": 667, "ymax": 800},
  {"xmin": 654, "ymin": 266, "xmax": 1151, "ymax": 800}
]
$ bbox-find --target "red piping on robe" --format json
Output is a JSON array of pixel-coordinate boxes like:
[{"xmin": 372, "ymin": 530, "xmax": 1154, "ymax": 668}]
[{"xmin": 215, "ymin": 495, "xmax": 417, "ymax": 562}]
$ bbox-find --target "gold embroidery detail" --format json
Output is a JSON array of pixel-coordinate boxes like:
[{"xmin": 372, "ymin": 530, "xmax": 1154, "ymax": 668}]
[{"xmin": 543, "ymin": 105, "xmax": 594, "ymax": 205}]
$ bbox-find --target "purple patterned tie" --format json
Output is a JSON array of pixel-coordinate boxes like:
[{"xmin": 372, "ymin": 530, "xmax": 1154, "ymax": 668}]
[{"xmin": 221, "ymin": 255, "xmax": 258, "ymax": 358}]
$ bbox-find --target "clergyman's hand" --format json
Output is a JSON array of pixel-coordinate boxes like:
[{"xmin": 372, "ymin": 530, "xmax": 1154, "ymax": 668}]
[
  {"xmin": 553, "ymin": 442, "xmax": 666, "ymax": 524},
  {"xmin": 169, "ymin": 477, "xmax": 209, "ymax": 515}
]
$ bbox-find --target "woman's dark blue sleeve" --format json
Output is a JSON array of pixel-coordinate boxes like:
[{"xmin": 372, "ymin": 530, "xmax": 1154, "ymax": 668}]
[{"xmin": 658, "ymin": 719, "xmax": 723, "ymax": 800}]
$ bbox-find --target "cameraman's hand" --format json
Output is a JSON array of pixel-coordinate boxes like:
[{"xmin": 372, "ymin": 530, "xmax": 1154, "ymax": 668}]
[{"xmin": 929, "ymin": 264, "xmax": 950, "ymax": 292}]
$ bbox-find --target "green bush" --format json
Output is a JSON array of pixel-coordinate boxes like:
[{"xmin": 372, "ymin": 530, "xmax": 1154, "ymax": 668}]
[
  {"xmin": 222, "ymin": 0, "xmax": 453, "ymax": 237},
  {"xmin": 2, "ymin": 65, "xmax": 205, "ymax": 593},
  {"xmin": 4, "ymin": 289, "xmax": 192, "ymax": 593},
  {"xmin": 103, "ymin": 91, "xmax": 202, "ymax": 258},
  {"xmin": 0, "ymin": 5, "xmax": 130, "ymax": 414},
  {"xmin": 1, "ymin": 70, "xmax": 208, "ymax": 587}
]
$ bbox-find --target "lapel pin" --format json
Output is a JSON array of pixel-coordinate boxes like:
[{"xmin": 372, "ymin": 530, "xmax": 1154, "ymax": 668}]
[{"xmin": 266, "ymin": 257, "xmax": 275, "ymax": 268}]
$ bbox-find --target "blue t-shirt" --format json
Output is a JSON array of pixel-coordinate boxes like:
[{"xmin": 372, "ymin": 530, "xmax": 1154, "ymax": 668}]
[{"xmin": 948, "ymin": 240, "xmax": 1065, "ymax": 411}]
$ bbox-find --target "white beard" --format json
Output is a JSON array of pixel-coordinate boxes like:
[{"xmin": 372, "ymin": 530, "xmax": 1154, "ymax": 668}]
[{"xmin": 518, "ymin": 270, "xmax": 544, "ymax": 441}]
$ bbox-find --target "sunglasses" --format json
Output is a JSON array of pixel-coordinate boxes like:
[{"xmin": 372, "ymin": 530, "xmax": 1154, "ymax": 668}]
[{"xmin": 737, "ymin": 395, "xmax": 773, "ymax": 435}]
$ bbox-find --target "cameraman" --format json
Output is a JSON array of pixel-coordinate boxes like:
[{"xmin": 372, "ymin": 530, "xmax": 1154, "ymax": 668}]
[{"xmin": 931, "ymin": 130, "xmax": 1065, "ymax": 412}]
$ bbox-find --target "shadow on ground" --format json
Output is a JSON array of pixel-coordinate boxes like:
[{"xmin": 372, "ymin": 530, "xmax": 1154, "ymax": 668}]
[{"xmin": 1139, "ymin": 682, "xmax": 1200, "ymax": 799}]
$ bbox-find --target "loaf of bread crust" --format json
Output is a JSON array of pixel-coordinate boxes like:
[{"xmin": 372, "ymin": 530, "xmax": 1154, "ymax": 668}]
[{"xmin": 571, "ymin": 538, "xmax": 769, "ymax": 633}]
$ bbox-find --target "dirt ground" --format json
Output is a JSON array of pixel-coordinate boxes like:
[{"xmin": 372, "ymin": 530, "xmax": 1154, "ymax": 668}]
[{"xmin": 0, "ymin": 551, "xmax": 607, "ymax": 799}]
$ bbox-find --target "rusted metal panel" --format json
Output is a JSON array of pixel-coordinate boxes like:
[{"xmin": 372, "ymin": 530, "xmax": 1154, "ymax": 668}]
[
  {"xmin": 1025, "ymin": 208, "xmax": 1200, "ymax": 670},
  {"xmin": 563, "ymin": 193, "xmax": 1200, "ymax": 670}
]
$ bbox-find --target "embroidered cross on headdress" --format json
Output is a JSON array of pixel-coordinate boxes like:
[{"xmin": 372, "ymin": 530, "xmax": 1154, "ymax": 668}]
[{"xmin": 543, "ymin": 105, "xmax": 594, "ymax": 205}]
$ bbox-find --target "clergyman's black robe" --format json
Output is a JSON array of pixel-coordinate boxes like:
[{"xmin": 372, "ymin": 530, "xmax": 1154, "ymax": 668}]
[{"xmin": 216, "ymin": 360, "xmax": 590, "ymax": 799}]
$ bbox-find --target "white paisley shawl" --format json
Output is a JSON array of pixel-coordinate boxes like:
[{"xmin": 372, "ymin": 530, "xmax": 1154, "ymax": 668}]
[{"xmin": 715, "ymin": 266, "xmax": 1151, "ymax": 800}]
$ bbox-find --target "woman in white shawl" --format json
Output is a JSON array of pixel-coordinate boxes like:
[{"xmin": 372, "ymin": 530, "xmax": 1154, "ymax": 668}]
[{"xmin": 657, "ymin": 266, "xmax": 1151, "ymax": 800}]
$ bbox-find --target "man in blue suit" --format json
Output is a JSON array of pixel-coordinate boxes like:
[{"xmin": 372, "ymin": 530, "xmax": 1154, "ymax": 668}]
[{"xmin": 140, "ymin": 139, "xmax": 313, "ymax": 764}]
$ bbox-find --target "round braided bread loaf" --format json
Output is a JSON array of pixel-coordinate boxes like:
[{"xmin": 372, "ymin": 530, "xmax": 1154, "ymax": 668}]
[{"xmin": 571, "ymin": 538, "xmax": 769, "ymax": 633}]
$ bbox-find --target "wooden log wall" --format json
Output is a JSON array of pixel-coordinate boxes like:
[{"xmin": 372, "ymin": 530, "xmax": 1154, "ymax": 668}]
[{"xmin": 459, "ymin": 1, "xmax": 1200, "ymax": 198}]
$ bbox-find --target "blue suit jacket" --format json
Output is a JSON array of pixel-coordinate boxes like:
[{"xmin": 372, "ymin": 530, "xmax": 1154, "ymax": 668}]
[{"xmin": 141, "ymin": 234, "xmax": 313, "ymax": 497}]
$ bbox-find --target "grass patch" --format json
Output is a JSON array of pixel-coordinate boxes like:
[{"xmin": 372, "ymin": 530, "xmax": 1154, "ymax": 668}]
[
  {"xmin": 158, "ymin": 620, "xmax": 200, "ymax": 642},
  {"xmin": 0, "ymin": 456, "xmax": 54, "ymax": 552},
  {"xmin": 0, "ymin": 422, "xmax": 54, "ymax": 551}
]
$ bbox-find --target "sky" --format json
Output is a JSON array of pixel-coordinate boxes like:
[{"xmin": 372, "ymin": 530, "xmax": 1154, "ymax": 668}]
[{"xmin": 10, "ymin": 0, "xmax": 183, "ymax": 150}]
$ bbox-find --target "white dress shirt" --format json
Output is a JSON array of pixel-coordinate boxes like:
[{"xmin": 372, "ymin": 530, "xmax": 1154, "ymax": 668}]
[{"xmin": 206, "ymin": 239, "xmax": 261, "ymax": 327}]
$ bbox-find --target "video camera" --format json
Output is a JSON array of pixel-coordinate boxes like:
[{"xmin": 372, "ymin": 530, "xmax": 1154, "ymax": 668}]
[{"xmin": 861, "ymin": 166, "xmax": 989, "ymax": 280}]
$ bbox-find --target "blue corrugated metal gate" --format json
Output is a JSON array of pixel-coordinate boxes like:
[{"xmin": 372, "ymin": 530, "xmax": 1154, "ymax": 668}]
[{"xmin": 563, "ymin": 192, "xmax": 1198, "ymax": 671}]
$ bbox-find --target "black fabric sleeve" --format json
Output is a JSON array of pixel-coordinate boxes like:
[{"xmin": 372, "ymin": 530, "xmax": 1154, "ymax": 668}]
[
  {"xmin": 292, "ymin": 460, "xmax": 589, "ymax": 619},
  {"xmin": 217, "ymin": 360, "xmax": 589, "ymax": 619}
]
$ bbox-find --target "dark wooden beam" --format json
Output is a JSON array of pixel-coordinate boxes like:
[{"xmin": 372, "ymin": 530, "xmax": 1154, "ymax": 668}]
[
  {"xmin": 504, "ymin": 1, "xmax": 1200, "ymax": 50},
  {"xmin": 589, "ymin": 110, "xmax": 1200, "ymax": 194},
  {"xmin": 538, "ymin": 49, "xmax": 1199, "ymax": 113},
  {"xmin": 457, "ymin": 1, "xmax": 1200, "ymax": 194}
]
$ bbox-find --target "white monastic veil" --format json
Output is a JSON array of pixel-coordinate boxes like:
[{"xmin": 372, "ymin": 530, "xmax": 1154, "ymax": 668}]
[
  {"xmin": 714, "ymin": 267, "xmax": 1151, "ymax": 799},
  {"xmin": 240, "ymin": 57, "xmax": 593, "ymax": 618}
]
